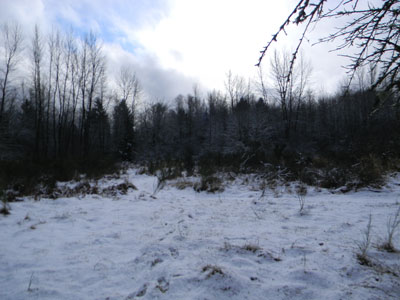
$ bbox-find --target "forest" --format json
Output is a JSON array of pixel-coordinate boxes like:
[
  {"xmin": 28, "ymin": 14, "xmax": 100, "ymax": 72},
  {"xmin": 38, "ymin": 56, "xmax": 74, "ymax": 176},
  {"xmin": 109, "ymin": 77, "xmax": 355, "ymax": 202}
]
[{"xmin": 0, "ymin": 22, "xmax": 399, "ymax": 196}]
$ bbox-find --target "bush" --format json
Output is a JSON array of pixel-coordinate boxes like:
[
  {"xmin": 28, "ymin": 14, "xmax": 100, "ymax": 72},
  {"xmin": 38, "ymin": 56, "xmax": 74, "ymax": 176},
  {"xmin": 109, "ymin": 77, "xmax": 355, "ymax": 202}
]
[
  {"xmin": 194, "ymin": 175, "xmax": 224, "ymax": 193},
  {"xmin": 198, "ymin": 157, "xmax": 217, "ymax": 177},
  {"xmin": 298, "ymin": 167, "xmax": 321, "ymax": 186},
  {"xmin": 153, "ymin": 166, "xmax": 183, "ymax": 194},
  {"xmin": 355, "ymin": 155, "xmax": 385, "ymax": 188},
  {"xmin": 320, "ymin": 168, "xmax": 349, "ymax": 189},
  {"xmin": 0, "ymin": 157, "xmax": 120, "ymax": 197}
]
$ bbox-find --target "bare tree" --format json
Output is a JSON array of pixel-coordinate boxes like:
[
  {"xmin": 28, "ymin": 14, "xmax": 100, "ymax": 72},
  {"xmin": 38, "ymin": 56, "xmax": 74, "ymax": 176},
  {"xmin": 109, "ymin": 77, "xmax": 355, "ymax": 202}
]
[
  {"xmin": 46, "ymin": 29, "xmax": 55, "ymax": 156},
  {"xmin": 117, "ymin": 65, "xmax": 141, "ymax": 113},
  {"xmin": 257, "ymin": 0, "xmax": 400, "ymax": 95},
  {"xmin": 0, "ymin": 22, "xmax": 23, "ymax": 122},
  {"xmin": 86, "ymin": 33, "xmax": 104, "ymax": 115},
  {"xmin": 66, "ymin": 38, "xmax": 80, "ymax": 154},
  {"xmin": 32, "ymin": 25, "xmax": 44, "ymax": 157},
  {"xmin": 270, "ymin": 50, "xmax": 312, "ymax": 138},
  {"xmin": 224, "ymin": 70, "xmax": 247, "ymax": 111},
  {"xmin": 83, "ymin": 32, "xmax": 105, "ymax": 156},
  {"xmin": 46, "ymin": 29, "xmax": 62, "ymax": 156},
  {"xmin": 57, "ymin": 30, "xmax": 75, "ymax": 157}
]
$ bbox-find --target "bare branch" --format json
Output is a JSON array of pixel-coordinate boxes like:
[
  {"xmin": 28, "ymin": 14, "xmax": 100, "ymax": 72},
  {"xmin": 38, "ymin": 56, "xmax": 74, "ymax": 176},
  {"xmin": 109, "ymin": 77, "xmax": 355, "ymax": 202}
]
[{"xmin": 257, "ymin": 0, "xmax": 400, "ymax": 95}]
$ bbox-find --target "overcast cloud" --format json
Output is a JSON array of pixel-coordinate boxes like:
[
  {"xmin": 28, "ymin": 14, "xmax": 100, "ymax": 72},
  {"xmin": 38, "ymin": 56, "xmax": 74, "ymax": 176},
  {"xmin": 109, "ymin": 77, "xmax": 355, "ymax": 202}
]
[{"xmin": 0, "ymin": 0, "xmax": 360, "ymax": 101}]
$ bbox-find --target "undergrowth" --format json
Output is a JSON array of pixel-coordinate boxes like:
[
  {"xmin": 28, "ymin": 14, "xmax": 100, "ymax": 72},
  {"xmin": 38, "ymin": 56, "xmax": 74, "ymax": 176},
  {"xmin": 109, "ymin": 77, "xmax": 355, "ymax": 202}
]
[
  {"xmin": 1, "ymin": 149, "xmax": 395, "ymax": 199},
  {"xmin": 0, "ymin": 157, "xmax": 121, "ymax": 198}
]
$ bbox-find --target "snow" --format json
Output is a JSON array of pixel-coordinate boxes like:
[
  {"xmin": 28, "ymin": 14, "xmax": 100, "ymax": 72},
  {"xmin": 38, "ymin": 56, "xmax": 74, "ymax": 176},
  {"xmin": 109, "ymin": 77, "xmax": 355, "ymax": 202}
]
[{"xmin": 1, "ymin": 169, "xmax": 400, "ymax": 299}]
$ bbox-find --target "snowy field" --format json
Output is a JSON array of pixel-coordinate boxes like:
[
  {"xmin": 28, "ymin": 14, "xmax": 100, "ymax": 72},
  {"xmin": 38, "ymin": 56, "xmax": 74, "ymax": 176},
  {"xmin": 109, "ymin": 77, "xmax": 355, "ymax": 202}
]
[{"xmin": 1, "ymin": 169, "xmax": 400, "ymax": 299}]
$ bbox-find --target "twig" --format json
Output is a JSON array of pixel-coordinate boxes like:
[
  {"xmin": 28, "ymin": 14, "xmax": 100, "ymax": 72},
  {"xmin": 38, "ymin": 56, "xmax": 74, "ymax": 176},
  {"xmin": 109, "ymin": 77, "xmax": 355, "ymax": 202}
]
[
  {"xmin": 27, "ymin": 272, "xmax": 34, "ymax": 292},
  {"xmin": 251, "ymin": 207, "xmax": 262, "ymax": 220}
]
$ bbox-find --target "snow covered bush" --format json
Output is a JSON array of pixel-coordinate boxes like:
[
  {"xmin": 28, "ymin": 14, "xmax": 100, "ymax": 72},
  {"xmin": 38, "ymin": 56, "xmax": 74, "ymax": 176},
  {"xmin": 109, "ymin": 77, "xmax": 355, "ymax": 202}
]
[
  {"xmin": 320, "ymin": 168, "xmax": 349, "ymax": 189},
  {"xmin": 194, "ymin": 175, "xmax": 224, "ymax": 193}
]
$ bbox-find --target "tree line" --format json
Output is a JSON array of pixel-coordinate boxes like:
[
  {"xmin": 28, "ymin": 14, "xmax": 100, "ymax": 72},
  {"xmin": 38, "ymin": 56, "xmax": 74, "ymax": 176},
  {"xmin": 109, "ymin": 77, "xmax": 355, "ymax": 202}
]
[
  {"xmin": 0, "ymin": 24, "xmax": 136, "ymax": 162},
  {"xmin": 0, "ymin": 23, "xmax": 399, "ymax": 188}
]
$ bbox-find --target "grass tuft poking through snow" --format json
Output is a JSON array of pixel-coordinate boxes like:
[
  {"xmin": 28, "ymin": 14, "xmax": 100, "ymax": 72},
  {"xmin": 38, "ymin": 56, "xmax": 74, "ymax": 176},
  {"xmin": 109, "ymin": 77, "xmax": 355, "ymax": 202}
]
[
  {"xmin": 296, "ymin": 184, "xmax": 308, "ymax": 215},
  {"xmin": 356, "ymin": 214, "xmax": 373, "ymax": 266},
  {"xmin": 202, "ymin": 265, "xmax": 225, "ymax": 278},
  {"xmin": 379, "ymin": 206, "xmax": 400, "ymax": 253}
]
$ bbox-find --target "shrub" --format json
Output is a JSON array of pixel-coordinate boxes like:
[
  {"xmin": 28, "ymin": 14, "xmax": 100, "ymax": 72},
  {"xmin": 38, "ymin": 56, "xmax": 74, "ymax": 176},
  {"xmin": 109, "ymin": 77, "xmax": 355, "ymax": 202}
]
[
  {"xmin": 320, "ymin": 167, "xmax": 349, "ymax": 189},
  {"xmin": 194, "ymin": 175, "xmax": 224, "ymax": 193},
  {"xmin": 102, "ymin": 180, "xmax": 137, "ymax": 197},
  {"xmin": 298, "ymin": 167, "xmax": 321, "ymax": 186},
  {"xmin": 0, "ymin": 157, "xmax": 120, "ymax": 197},
  {"xmin": 198, "ymin": 159, "xmax": 217, "ymax": 177},
  {"xmin": 355, "ymin": 155, "xmax": 385, "ymax": 188}
]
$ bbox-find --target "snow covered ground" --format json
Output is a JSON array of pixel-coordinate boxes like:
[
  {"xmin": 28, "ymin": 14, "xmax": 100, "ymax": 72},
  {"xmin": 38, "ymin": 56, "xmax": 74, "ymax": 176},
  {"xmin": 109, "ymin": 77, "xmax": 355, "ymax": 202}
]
[{"xmin": 1, "ymin": 169, "xmax": 400, "ymax": 299}]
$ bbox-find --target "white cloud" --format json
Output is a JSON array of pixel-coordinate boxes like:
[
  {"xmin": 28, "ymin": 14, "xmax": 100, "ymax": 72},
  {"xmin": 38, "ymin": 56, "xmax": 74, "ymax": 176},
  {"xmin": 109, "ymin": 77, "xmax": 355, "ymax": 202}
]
[
  {"xmin": 0, "ymin": 0, "xmax": 47, "ymax": 32},
  {"xmin": 0, "ymin": 0, "xmax": 359, "ymax": 101},
  {"xmin": 135, "ymin": 0, "xmax": 293, "ymax": 91},
  {"xmin": 102, "ymin": 42, "xmax": 198, "ymax": 102}
]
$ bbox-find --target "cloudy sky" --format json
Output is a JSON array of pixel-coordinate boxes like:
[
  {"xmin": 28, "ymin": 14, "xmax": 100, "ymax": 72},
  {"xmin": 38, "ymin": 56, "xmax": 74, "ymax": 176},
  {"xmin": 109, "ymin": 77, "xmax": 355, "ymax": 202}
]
[{"xmin": 0, "ymin": 0, "xmax": 353, "ymax": 101}]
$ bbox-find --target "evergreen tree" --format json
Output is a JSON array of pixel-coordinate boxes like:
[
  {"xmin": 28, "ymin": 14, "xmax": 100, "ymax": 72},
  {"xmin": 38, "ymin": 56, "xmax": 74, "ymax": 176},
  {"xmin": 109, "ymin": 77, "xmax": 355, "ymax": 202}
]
[
  {"xmin": 89, "ymin": 98, "xmax": 110, "ymax": 155},
  {"xmin": 112, "ymin": 100, "xmax": 134, "ymax": 161}
]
